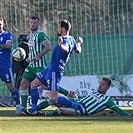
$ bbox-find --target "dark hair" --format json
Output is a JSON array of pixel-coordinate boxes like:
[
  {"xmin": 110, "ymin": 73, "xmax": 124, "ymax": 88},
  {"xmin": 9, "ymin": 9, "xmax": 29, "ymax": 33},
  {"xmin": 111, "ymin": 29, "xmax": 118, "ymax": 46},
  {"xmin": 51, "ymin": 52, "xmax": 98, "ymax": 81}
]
[
  {"xmin": 18, "ymin": 35, "xmax": 28, "ymax": 43},
  {"xmin": 102, "ymin": 78, "xmax": 111, "ymax": 86},
  {"xmin": 58, "ymin": 19, "xmax": 71, "ymax": 31},
  {"xmin": 30, "ymin": 16, "xmax": 39, "ymax": 20}
]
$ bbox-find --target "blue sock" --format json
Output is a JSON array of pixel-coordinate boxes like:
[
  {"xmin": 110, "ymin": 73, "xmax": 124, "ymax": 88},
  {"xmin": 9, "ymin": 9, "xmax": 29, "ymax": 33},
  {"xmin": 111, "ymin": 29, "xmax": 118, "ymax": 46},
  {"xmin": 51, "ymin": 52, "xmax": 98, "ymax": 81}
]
[
  {"xmin": 10, "ymin": 88, "xmax": 20, "ymax": 105},
  {"xmin": 56, "ymin": 96, "xmax": 79, "ymax": 109},
  {"xmin": 30, "ymin": 86, "xmax": 39, "ymax": 111}
]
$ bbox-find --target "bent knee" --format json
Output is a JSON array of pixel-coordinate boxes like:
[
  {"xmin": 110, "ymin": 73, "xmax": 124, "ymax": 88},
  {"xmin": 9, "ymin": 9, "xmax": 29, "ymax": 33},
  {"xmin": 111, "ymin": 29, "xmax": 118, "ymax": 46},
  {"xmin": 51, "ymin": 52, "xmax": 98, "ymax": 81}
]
[{"xmin": 31, "ymin": 78, "xmax": 42, "ymax": 87}]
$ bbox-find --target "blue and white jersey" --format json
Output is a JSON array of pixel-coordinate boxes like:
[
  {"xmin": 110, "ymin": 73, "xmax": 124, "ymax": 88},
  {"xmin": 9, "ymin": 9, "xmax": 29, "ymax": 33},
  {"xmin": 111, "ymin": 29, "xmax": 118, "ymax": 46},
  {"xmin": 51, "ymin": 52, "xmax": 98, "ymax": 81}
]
[
  {"xmin": 0, "ymin": 30, "xmax": 13, "ymax": 67},
  {"xmin": 49, "ymin": 35, "xmax": 78, "ymax": 73}
]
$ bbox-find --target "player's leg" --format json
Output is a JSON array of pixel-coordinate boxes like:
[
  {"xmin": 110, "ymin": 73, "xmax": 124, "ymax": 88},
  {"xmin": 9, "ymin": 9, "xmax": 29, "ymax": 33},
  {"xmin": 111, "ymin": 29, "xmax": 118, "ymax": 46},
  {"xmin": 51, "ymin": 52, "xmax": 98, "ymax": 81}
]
[
  {"xmin": 20, "ymin": 78, "xmax": 30, "ymax": 107},
  {"xmin": 36, "ymin": 86, "xmax": 52, "ymax": 111},
  {"xmin": 25, "ymin": 68, "xmax": 51, "ymax": 115},
  {"xmin": 20, "ymin": 66, "xmax": 39, "ymax": 108},
  {"xmin": 37, "ymin": 99, "xmax": 52, "ymax": 111},
  {"xmin": 49, "ymin": 72, "xmax": 89, "ymax": 115},
  {"xmin": 58, "ymin": 107, "xmax": 77, "ymax": 116},
  {"xmin": 6, "ymin": 82, "xmax": 20, "ymax": 106},
  {"xmin": 6, "ymin": 82, "xmax": 23, "ymax": 114},
  {"xmin": 14, "ymin": 71, "xmax": 21, "ymax": 89},
  {"xmin": 1, "ymin": 67, "xmax": 21, "ymax": 114},
  {"xmin": 34, "ymin": 71, "xmax": 76, "ymax": 112},
  {"xmin": 25, "ymin": 77, "xmax": 43, "ymax": 115},
  {"xmin": 26, "ymin": 68, "xmax": 48, "ymax": 115},
  {"xmin": 55, "ymin": 95, "xmax": 86, "ymax": 114},
  {"xmin": 40, "ymin": 85, "xmax": 73, "ymax": 97},
  {"xmin": 59, "ymin": 86, "xmax": 69, "ymax": 96},
  {"xmin": 59, "ymin": 86, "xmax": 75, "ymax": 98}
]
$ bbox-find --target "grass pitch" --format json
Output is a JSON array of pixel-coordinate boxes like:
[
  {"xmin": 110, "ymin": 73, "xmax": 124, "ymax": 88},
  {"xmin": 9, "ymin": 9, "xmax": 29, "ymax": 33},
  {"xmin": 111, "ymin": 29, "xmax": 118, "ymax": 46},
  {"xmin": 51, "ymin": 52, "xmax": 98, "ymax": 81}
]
[{"xmin": 0, "ymin": 107, "xmax": 133, "ymax": 133}]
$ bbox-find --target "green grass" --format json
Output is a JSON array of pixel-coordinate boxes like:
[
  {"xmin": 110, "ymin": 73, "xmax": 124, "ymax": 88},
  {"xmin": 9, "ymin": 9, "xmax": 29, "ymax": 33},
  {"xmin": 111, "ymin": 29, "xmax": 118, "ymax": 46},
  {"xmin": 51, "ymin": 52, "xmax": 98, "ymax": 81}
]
[{"xmin": 0, "ymin": 107, "xmax": 133, "ymax": 133}]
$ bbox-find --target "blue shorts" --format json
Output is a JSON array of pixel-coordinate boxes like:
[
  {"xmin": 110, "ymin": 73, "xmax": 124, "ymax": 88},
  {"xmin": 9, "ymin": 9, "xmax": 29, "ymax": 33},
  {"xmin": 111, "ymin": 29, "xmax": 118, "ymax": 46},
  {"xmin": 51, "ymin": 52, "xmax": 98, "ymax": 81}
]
[
  {"xmin": 37, "ymin": 68, "xmax": 63, "ymax": 91},
  {"xmin": 0, "ymin": 66, "xmax": 13, "ymax": 83}
]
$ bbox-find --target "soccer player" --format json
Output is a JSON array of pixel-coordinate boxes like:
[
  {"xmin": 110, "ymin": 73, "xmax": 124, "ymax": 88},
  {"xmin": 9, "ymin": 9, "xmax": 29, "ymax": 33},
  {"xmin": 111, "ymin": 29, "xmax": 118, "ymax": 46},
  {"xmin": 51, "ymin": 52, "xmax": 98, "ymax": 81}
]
[
  {"xmin": 48, "ymin": 78, "xmax": 132, "ymax": 116},
  {"xmin": 0, "ymin": 18, "xmax": 22, "ymax": 114},
  {"xmin": 20, "ymin": 16, "xmax": 52, "ymax": 109},
  {"xmin": 25, "ymin": 19, "xmax": 88, "ymax": 115}
]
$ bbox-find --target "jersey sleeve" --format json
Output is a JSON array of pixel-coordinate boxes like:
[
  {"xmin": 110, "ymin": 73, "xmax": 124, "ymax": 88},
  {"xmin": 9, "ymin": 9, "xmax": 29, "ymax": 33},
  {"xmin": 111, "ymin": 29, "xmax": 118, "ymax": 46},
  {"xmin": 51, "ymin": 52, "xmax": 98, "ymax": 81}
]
[
  {"xmin": 106, "ymin": 98, "xmax": 129, "ymax": 116},
  {"xmin": 71, "ymin": 37, "xmax": 78, "ymax": 51},
  {"xmin": 61, "ymin": 36, "xmax": 69, "ymax": 46},
  {"xmin": 38, "ymin": 32, "xmax": 48, "ymax": 43},
  {"xmin": 6, "ymin": 32, "xmax": 13, "ymax": 42}
]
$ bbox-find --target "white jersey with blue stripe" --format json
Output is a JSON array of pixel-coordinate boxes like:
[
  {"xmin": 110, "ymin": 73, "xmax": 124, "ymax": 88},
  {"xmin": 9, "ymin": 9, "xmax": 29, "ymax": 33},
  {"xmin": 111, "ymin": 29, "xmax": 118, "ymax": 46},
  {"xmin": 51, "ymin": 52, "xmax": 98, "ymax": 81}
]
[
  {"xmin": 49, "ymin": 35, "xmax": 78, "ymax": 73},
  {"xmin": 0, "ymin": 30, "xmax": 12, "ymax": 67}
]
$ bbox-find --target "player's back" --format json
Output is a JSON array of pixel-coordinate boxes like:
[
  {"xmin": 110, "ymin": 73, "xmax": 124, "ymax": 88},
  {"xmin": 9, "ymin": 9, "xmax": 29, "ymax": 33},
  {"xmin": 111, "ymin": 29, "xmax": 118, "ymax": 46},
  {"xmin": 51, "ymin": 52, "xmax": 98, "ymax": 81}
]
[
  {"xmin": 49, "ymin": 35, "xmax": 77, "ymax": 73},
  {"xmin": 0, "ymin": 31, "xmax": 12, "ymax": 67}
]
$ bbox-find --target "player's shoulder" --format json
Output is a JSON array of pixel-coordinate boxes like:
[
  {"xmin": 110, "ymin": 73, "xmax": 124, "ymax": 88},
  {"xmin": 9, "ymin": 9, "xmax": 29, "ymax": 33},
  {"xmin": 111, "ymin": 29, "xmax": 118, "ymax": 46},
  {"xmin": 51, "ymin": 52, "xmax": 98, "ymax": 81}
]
[
  {"xmin": 63, "ymin": 35, "xmax": 74, "ymax": 39},
  {"xmin": 2, "ymin": 31, "xmax": 12, "ymax": 35},
  {"xmin": 38, "ymin": 30, "xmax": 48, "ymax": 41},
  {"xmin": 105, "ymin": 94, "xmax": 111, "ymax": 98},
  {"xmin": 37, "ymin": 29, "xmax": 45, "ymax": 34},
  {"xmin": 62, "ymin": 35, "xmax": 75, "ymax": 41},
  {"xmin": 38, "ymin": 30, "xmax": 47, "ymax": 37}
]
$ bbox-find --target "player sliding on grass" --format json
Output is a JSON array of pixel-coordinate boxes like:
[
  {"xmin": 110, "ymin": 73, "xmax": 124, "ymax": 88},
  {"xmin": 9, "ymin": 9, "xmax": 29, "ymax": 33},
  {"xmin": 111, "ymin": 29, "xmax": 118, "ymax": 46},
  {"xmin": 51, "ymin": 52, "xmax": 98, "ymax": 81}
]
[
  {"xmin": 23, "ymin": 19, "xmax": 89, "ymax": 116},
  {"xmin": 34, "ymin": 78, "xmax": 132, "ymax": 116}
]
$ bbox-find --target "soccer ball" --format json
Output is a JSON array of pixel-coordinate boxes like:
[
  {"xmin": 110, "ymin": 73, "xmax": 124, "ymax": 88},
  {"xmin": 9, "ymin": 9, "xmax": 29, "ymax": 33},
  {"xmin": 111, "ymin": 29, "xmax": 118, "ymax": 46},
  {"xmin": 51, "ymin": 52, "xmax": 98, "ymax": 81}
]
[{"xmin": 12, "ymin": 47, "xmax": 26, "ymax": 61}]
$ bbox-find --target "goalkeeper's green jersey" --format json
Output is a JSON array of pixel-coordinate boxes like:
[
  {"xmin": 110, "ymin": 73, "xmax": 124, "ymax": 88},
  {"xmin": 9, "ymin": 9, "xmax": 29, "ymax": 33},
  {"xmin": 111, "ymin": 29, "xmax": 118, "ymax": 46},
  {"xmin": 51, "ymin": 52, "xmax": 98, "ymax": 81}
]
[
  {"xmin": 28, "ymin": 29, "xmax": 48, "ymax": 67},
  {"xmin": 79, "ymin": 91, "xmax": 129, "ymax": 116}
]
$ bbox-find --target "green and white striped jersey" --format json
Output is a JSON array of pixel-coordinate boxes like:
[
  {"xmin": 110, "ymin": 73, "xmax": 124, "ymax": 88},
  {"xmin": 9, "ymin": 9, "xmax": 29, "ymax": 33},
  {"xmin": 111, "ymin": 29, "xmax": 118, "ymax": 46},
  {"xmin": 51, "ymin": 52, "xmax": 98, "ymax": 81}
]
[
  {"xmin": 28, "ymin": 29, "xmax": 48, "ymax": 67},
  {"xmin": 79, "ymin": 91, "xmax": 116, "ymax": 115}
]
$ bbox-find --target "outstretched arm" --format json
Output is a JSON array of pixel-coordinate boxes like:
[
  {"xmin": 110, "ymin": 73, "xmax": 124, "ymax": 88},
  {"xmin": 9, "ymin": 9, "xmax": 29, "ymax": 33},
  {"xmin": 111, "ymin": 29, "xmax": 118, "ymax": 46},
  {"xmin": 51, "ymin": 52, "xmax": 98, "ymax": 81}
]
[
  {"xmin": 58, "ymin": 37, "xmax": 69, "ymax": 53},
  {"xmin": 107, "ymin": 99, "xmax": 130, "ymax": 116},
  {"xmin": 111, "ymin": 105, "xmax": 129, "ymax": 116}
]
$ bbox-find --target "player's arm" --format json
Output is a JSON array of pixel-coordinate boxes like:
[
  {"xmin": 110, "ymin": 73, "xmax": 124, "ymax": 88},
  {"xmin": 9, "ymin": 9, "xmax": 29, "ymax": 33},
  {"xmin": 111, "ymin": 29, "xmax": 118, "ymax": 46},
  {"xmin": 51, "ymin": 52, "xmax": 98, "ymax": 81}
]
[
  {"xmin": 112, "ymin": 105, "xmax": 130, "ymax": 116},
  {"xmin": 75, "ymin": 37, "xmax": 83, "ymax": 53},
  {"xmin": 0, "ymin": 32, "xmax": 12, "ymax": 49},
  {"xmin": 58, "ymin": 37, "xmax": 69, "ymax": 53},
  {"xmin": 37, "ymin": 40, "xmax": 52, "ymax": 58},
  {"xmin": 0, "ymin": 42, "xmax": 11, "ymax": 49},
  {"xmin": 107, "ymin": 98, "xmax": 130, "ymax": 116}
]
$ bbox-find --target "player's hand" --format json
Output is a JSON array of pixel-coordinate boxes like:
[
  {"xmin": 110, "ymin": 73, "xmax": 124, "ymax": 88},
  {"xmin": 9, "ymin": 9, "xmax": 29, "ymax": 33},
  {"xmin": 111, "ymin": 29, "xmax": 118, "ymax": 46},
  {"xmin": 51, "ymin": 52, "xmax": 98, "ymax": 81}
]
[
  {"xmin": 76, "ymin": 37, "xmax": 83, "ymax": 45},
  {"xmin": 32, "ymin": 56, "xmax": 40, "ymax": 62},
  {"xmin": 26, "ymin": 58, "xmax": 30, "ymax": 62},
  {"xmin": 58, "ymin": 37, "xmax": 63, "ymax": 46}
]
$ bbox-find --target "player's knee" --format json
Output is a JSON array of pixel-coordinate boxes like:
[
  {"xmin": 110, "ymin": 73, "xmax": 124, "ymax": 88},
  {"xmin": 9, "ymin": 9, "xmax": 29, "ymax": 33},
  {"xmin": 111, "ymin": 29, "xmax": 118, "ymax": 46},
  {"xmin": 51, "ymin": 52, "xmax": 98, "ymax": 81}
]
[
  {"xmin": 6, "ymin": 83, "xmax": 14, "ymax": 91},
  {"xmin": 20, "ymin": 79, "xmax": 30, "ymax": 90},
  {"xmin": 31, "ymin": 78, "xmax": 41, "ymax": 87}
]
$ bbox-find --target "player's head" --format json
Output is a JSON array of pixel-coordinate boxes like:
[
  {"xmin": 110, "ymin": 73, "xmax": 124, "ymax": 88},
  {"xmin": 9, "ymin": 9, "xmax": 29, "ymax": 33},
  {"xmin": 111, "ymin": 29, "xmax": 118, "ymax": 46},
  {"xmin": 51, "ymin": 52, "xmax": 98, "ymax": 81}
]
[
  {"xmin": 97, "ymin": 78, "xmax": 111, "ymax": 94},
  {"xmin": 57, "ymin": 19, "xmax": 71, "ymax": 36},
  {"xmin": 0, "ymin": 18, "xmax": 5, "ymax": 32},
  {"xmin": 29, "ymin": 16, "xmax": 40, "ymax": 32},
  {"xmin": 18, "ymin": 35, "xmax": 28, "ymax": 43}
]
